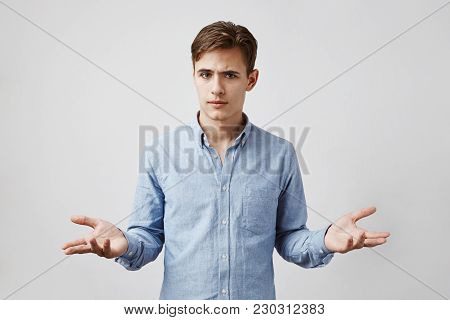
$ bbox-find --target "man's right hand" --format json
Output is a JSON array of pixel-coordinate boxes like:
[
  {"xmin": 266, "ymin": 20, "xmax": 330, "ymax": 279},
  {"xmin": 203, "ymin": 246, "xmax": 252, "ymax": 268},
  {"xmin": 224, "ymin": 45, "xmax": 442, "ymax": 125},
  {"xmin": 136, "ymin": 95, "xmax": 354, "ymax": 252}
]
[{"xmin": 62, "ymin": 215, "xmax": 129, "ymax": 259}]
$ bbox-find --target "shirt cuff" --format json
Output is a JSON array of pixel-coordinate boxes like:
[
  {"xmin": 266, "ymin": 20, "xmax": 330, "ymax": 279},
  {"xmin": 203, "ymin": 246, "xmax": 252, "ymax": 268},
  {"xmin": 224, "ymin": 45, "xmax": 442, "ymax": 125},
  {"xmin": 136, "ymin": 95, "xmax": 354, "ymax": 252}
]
[
  {"xmin": 310, "ymin": 224, "xmax": 334, "ymax": 256},
  {"xmin": 115, "ymin": 229, "xmax": 139, "ymax": 261}
]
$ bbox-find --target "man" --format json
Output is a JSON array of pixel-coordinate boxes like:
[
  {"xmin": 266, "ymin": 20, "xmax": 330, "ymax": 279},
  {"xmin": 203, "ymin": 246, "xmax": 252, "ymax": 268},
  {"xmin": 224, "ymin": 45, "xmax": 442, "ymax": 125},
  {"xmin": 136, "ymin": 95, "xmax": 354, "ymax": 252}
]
[{"xmin": 62, "ymin": 21, "xmax": 390, "ymax": 299}]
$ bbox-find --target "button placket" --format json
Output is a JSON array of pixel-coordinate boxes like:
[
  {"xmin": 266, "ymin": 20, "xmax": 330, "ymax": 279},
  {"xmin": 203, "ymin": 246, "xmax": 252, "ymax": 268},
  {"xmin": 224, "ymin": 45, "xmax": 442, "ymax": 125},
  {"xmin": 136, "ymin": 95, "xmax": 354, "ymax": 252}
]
[{"xmin": 217, "ymin": 147, "xmax": 238, "ymax": 300}]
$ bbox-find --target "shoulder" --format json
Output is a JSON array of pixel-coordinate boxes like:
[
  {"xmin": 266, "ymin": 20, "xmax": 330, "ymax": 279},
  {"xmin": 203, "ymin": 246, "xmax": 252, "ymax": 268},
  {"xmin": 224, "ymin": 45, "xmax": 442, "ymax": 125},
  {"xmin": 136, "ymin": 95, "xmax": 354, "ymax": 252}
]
[
  {"xmin": 141, "ymin": 123, "xmax": 192, "ymax": 168},
  {"xmin": 249, "ymin": 123, "xmax": 295, "ymax": 154}
]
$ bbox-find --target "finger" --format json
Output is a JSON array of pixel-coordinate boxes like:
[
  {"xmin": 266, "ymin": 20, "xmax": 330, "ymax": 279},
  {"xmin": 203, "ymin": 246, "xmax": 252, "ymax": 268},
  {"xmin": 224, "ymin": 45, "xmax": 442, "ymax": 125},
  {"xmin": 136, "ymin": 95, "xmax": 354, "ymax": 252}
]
[
  {"xmin": 88, "ymin": 237, "xmax": 104, "ymax": 256},
  {"xmin": 354, "ymin": 231, "xmax": 366, "ymax": 249},
  {"xmin": 342, "ymin": 235, "xmax": 354, "ymax": 253},
  {"xmin": 64, "ymin": 244, "xmax": 92, "ymax": 255},
  {"xmin": 353, "ymin": 206, "xmax": 376, "ymax": 222},
  {"xmin": 62, "ymin": 238, "xmax": 87, "ymax": 250},
  {"xmin": 70, "ymin": 215, "xmax": 98, "ymax": 228},
  {"xmin": 103, "ymin": 238, "xmax": 111, "ymax": 258},
  {"xmin": 364, "ymin": 238, "xmax": 387, "ymax": 247},
  {"xmin": 364, "ymin": 231, "xmax": 390, "ymax": 239}
]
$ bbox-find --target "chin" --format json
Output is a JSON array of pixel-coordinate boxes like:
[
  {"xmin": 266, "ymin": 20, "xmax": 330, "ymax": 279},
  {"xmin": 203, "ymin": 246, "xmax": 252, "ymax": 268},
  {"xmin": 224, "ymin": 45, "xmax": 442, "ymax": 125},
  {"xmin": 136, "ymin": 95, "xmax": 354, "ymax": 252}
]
[
  {"xmin": 209, "ymin": 111, "xmax": 229, "ymax": 120},
  {"xmin": 203, "ymin": 106, "xmax": 232, "ymax": 121}
]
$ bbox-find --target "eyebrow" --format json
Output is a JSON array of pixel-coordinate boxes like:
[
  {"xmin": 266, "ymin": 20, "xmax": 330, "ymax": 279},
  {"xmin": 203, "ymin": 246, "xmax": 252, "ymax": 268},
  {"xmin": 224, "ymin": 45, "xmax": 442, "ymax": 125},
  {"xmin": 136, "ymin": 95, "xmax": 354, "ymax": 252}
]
[{"xmin": 196, "ymin": 69, "xmax": 240, "ymax": 75}]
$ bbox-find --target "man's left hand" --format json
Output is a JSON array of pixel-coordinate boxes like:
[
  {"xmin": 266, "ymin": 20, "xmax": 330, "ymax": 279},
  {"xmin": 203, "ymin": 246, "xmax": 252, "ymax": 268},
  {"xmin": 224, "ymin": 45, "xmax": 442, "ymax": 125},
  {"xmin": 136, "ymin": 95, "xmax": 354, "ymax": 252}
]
[{"xmin": 324, "ymin": 206, "xmax": 390, "ymax": 254}]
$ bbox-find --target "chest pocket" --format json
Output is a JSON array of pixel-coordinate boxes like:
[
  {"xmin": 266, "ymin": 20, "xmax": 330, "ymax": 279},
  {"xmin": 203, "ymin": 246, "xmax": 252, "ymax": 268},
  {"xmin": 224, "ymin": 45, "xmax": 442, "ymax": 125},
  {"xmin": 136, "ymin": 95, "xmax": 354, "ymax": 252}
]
[{"xmin": 241, "ymin": 183, "xmax": 279, "ymax": 235}]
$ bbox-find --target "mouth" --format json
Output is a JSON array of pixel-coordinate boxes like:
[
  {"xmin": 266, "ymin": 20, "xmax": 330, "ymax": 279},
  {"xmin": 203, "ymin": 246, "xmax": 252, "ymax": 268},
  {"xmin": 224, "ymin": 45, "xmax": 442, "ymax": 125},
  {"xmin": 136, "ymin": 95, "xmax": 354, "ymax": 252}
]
[{"xmin": 207, "ymin": 101, "xmax": 228, "ymax": 107}]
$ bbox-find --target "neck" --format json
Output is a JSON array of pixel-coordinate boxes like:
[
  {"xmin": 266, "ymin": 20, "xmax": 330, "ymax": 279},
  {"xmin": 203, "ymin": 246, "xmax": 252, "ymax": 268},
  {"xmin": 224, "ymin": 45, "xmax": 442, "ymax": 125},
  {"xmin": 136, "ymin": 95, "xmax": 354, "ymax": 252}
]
[{"xmin": 198, "ymin": 111, "xmax": 245, "ymax": 147}]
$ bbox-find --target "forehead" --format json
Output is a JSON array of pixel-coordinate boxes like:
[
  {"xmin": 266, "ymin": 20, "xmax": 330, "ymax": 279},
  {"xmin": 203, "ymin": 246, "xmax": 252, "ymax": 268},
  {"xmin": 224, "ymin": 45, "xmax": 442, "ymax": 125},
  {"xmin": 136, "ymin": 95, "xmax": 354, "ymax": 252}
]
[{"xmin": 194, "ymin": 47, "xmax": 246, "ymax": 71}]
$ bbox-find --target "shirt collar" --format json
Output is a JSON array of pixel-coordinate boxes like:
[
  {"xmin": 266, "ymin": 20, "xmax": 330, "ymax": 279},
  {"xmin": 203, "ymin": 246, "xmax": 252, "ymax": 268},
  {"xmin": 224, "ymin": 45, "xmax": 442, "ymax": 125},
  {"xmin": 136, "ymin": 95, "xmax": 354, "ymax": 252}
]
[{"xmin": 190, "ymin": 110, "xmax": 252, "ymax": 149}]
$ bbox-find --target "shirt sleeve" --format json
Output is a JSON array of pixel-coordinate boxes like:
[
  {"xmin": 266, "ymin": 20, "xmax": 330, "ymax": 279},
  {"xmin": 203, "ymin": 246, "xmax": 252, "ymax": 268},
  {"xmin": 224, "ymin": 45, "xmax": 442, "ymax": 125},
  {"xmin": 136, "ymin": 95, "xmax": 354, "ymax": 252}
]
[
  {"xmin": 275, "ymin": 143, "xmax": 334, "ymax": 268},
  {"xmin": 114, "ymin": 152, "xmax": 165, "ymax": 271}
]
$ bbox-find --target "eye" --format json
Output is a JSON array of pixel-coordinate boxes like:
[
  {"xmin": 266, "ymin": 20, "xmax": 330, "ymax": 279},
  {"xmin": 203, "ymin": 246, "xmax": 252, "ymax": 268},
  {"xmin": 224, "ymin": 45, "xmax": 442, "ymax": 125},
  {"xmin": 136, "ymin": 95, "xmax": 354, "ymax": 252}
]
[
  {"xmin": 200, "ymin": 72, "xmax": 210, "ymax": 79},
  {"xmin": 225, "ymin": 73, "xmax": 237, "ymax": 79}
]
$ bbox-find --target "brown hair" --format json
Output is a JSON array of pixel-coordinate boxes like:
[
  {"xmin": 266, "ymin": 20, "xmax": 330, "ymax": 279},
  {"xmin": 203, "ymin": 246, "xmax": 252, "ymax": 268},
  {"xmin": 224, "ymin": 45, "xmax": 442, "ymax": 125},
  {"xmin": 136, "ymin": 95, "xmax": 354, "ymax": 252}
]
[{"xmin": 191, "ymin": 21, "xmax": 258, "ymax": 76}]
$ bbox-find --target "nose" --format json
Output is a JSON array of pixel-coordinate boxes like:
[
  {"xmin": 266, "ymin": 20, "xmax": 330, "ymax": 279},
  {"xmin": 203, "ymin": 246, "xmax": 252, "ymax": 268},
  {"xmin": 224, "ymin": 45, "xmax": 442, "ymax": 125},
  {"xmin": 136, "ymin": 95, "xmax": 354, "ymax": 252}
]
[{"xmin": 211, "ymin": 75, "xmax": 225, "ymax": 96}]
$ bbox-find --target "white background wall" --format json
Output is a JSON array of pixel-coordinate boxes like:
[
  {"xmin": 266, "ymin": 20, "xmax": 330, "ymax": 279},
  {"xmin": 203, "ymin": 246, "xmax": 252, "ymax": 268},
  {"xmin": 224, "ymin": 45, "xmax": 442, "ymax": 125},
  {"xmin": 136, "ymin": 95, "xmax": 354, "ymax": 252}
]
[{"xmin": 1, "ymin": 0, "xmax": 449, "ymax": 299}]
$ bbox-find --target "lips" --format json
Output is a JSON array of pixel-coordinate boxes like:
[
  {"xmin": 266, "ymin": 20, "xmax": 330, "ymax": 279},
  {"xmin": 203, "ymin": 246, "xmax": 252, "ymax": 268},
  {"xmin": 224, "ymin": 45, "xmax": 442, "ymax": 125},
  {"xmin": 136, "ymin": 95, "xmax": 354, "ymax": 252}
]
[
  {"xmin": 207, "ymin": 101, "xmax": 227, "ymax": 104},
  {"xmin": 207, "ymin": 101, "xmax": 228, "ymax": 109}
]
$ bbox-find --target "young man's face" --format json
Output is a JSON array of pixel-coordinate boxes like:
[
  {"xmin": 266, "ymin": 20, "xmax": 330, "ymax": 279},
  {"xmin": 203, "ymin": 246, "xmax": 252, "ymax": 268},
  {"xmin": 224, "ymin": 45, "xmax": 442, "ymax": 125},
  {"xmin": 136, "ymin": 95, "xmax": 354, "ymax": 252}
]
[{"xmin": 193, "ymin": 47, "xmax": 258, "ymax": 123}]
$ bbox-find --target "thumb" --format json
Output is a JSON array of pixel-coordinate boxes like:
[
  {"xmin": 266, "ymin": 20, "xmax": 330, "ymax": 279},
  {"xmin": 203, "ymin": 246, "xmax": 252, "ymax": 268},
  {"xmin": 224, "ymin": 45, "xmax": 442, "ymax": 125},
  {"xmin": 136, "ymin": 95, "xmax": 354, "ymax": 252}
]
[{"xmin": 70, "ymin": 215, "xmax": 98, "ymax": 228}]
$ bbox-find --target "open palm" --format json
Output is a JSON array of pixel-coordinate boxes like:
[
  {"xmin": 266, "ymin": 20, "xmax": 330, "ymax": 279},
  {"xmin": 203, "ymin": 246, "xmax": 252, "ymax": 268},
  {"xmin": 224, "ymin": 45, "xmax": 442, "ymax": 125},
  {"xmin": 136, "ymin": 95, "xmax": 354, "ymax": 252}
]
[
  {"xmin": 324, "ymin": 207, "xmax": 390, "ymax": 254},
  {"xmin": 62, "ymin": 215, "xmax": 128, "ymax": 259}
]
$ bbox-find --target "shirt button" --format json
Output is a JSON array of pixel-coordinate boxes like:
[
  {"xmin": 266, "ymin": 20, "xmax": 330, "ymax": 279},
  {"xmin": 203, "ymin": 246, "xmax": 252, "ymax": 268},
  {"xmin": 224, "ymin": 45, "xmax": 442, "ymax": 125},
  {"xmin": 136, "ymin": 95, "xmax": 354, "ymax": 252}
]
[
  {"xmin": 128, "ymin": 251, "xmax": 133, "ymax": 257},
  {"xmin": 222, "ymin": 254, "xmax": 228, "ymax": 260},
  {"xmin": 221, "ymin": 288, "xmax": 228, "ymax": 295},
  {"xmin": 222, "ymin": 185, "xmax": 228, "ymax": 191},
  {"xmin": 221, "ymin": 219, "xmax": 227, "ymax": 225}
]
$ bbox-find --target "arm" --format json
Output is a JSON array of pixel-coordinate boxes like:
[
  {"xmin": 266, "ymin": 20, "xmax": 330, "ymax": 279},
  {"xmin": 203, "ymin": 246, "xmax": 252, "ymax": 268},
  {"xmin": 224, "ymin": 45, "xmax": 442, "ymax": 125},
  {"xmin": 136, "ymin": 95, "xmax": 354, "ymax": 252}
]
[
  {"xmin": 114, "ymin": 152, "xmax": 165, "ymax": 271},
  {"xmin": 62, "ymin": 153, "xmax": 165, "ymax": 270},
  {"xmin": 275, "ymin": 143, "xmax": 334, "ymax": 268}
]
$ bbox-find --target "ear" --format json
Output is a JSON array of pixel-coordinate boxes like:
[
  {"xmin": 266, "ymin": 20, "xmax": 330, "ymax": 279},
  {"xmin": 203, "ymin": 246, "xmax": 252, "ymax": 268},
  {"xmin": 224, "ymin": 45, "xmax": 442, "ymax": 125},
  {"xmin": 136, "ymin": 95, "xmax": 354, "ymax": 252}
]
[{"xmin": 246, "ymin": 69, "xmax": 259, "ymax": 92}]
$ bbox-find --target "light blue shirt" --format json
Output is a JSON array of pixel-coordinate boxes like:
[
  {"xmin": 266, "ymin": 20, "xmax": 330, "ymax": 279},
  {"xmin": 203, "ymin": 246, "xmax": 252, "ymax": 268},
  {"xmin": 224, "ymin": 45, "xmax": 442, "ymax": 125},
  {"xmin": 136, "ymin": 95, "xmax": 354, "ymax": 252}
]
[{"xmin": 115, "ymin": 111, "xmax": 334, "ymax": 299}]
